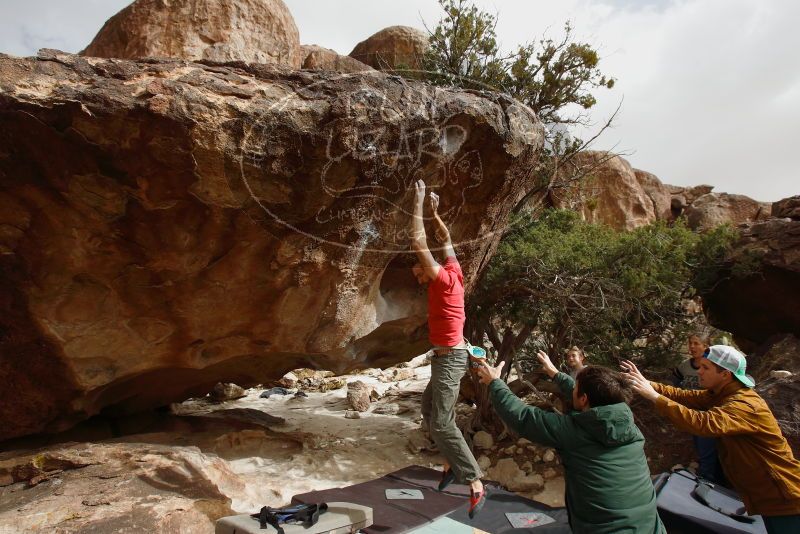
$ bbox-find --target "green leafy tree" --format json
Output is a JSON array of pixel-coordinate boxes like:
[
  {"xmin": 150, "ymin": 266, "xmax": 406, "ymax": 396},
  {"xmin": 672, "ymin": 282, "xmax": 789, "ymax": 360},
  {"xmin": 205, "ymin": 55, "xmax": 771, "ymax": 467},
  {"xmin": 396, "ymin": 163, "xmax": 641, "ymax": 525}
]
[
  {"xmin": 423, "ymin": 1, "xmax": 614, "ymax": 126},
  {"xmin": 421, "ymin": 0, "xmax": 617, "ymax": 213},
  {"xmin": 464, "ymin": 210, "xmax": 737, "ymax": 427}
]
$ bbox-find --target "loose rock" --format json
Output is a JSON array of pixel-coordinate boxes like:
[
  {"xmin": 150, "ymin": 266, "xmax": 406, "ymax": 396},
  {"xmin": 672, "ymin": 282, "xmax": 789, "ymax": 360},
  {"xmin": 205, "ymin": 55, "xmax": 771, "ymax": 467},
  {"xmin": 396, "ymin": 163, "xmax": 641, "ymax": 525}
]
[
  {"xmin": 276, "ymin": 372, "xmax": 298, "ymax": 389},
  {"xmin": 487, "ymin": 458, "xmax": 544, "ymax": 492},
  {"xmin": 372, "ymin": 403, "xmax": 403, "ymax": 415},
  {"xmin": 473, "ymin": 431, "xmax": 494, "ymax": 450},
  {"xmin": 346, "ymin": 381, "xmax": 372, "ymax": 412},
  {"xmin": 771, "ymin": 370, "xmax": 793, "ymax": 379},
  {"xmin": 543, "ymin": 468, "xmax": 559, "ymax": 480},
  {"xmin": 210, "ymin": 383, "xmax": 246, "ymax": 402},
  {"xmin": 477, "ymin": 456, "xmax": 492, "ymax": 471}
]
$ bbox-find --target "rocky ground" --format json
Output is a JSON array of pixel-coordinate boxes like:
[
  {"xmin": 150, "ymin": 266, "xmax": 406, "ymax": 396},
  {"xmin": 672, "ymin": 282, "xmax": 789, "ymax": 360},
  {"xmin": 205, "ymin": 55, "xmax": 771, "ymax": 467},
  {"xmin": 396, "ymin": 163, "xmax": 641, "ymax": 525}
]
[
  {"xmin": 0, "ymin": 357, "xmax": 568, "ymax": 533},
  {"xmin": 3, "ymin": 350, "xmax": 777, "ymax": 534}
]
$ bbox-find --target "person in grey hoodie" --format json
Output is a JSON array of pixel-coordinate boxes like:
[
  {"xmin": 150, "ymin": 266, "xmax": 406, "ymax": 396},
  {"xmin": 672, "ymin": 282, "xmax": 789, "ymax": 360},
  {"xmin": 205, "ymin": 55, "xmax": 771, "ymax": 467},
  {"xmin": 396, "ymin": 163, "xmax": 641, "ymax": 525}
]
[{"xmin": 476, "ymin": 351, "xmax": 664, "ymax": 534}]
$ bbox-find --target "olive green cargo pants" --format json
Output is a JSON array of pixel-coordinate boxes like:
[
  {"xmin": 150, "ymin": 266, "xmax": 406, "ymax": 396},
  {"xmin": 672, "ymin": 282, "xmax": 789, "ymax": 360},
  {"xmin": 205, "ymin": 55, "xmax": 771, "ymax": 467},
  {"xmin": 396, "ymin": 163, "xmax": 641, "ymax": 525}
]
[{"xmin": 421, "ymin": 348, "xmax": 482, "ymax": 484}]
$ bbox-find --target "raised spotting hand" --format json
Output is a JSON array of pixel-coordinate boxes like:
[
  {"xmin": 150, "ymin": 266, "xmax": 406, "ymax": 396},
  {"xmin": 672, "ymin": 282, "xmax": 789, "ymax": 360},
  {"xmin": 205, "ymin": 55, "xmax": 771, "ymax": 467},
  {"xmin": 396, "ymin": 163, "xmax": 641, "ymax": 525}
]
[
  {"xmin": 620, "ymin": 360, "xmax": 660, "ymax": 402},
  {"xmin": 536, "ymin": 350, "xmax": 559, "ymax": 379},
  {"xmin": 476, "ymin": 360, "xmax": 504, "ymax": 385}
]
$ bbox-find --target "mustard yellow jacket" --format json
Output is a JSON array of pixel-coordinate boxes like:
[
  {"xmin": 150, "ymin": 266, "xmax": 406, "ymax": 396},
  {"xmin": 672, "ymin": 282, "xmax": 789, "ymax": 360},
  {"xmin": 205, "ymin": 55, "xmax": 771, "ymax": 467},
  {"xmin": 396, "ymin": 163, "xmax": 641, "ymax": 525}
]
[{"xmin": 653, "ymin": 380, "xmax": 800, "ymax": 516}]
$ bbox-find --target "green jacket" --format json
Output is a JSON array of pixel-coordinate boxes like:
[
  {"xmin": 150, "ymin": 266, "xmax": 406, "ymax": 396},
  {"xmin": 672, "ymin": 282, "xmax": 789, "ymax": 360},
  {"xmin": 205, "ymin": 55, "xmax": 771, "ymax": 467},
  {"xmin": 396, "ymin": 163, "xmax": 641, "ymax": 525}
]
[{"xmin": 489, "ymin": 372, "xmax": 664, "ymax": 534}]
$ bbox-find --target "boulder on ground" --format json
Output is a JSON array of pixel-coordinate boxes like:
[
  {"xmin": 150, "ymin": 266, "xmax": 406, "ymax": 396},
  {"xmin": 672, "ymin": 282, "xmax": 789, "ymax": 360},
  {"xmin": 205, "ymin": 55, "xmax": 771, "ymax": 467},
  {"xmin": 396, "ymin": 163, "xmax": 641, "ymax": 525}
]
[
  {"xmin": 487, "ymin": 458, "xmax": 544, "ymax": 492},
  {"xmin": 210, "ymin": 383, "xmax": 246, "ymax": 402},
  {"xmin": 770, "ymin": 370, "xmax": 793, "ymax": 379},
  {"xmin": 276, "ymin": 371, "xmax": 298, "ymax": 388},
  {"xmin": 346, "ymin": 380, "xmax": 372, "ymax": 412},
  {"xmin": 473, "ymin": 431, "xmax": 494, "ymax": 450},
  {"xmin": 372, "ymin": 402, "xmax": 403, "ymax": 415},
  {"xmin": 318, "ymin": 378, "xmax": 347, "ymax": 392},
  {"xmin": 543, "ymin": 467, "xmax": 559, "ymax": 479}
]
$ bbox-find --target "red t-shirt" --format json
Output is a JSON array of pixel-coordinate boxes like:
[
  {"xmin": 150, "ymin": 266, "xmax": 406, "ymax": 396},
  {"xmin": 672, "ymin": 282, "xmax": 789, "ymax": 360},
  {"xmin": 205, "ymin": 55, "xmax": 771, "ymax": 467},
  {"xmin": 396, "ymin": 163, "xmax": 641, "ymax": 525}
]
[{"xmin": 427, "ymin": 256, "xmax": 466, "ymax": 347}]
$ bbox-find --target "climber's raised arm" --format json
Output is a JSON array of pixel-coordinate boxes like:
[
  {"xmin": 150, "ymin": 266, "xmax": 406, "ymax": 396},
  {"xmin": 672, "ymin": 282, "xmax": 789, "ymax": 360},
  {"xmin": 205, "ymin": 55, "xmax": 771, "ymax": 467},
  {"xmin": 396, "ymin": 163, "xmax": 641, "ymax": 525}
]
[
  {"xmin": 410, "ymin": 180, "xmax": 440, "ymax": 280},
  {"xmin": 429, "ymin": 191, "xmax": 456, "ymax": 258}
]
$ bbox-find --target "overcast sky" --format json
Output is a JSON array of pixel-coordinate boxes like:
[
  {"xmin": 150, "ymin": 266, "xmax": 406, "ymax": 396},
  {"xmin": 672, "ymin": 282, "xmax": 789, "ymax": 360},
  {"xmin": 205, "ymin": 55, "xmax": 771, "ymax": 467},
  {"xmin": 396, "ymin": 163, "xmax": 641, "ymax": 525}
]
[{"xmin": 1, "ymin": 0, "xmax": 797, "ymax": 201}]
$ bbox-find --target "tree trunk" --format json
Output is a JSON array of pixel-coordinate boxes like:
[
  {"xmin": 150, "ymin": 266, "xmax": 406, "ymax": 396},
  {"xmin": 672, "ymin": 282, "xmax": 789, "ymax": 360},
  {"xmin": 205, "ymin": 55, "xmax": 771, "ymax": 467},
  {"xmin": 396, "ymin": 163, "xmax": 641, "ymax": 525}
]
[{"xmin": 471, "ymin": 321, "xmax": 535, "ymax": 429}]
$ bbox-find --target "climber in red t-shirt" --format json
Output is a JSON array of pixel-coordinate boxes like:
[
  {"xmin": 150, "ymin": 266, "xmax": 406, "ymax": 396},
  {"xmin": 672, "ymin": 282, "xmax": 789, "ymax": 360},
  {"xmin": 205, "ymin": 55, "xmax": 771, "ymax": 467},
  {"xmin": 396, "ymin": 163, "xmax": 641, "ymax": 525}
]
[{"xmin": 410, "ymin": 179, "xmax": 485, "ymax": 518}]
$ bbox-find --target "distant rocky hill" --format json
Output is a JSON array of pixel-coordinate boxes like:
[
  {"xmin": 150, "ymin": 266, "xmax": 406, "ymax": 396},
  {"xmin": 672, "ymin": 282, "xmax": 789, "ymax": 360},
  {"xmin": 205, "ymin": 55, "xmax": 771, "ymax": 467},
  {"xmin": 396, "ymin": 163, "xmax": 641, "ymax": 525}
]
[{"xmin": 546, "ymin": 150, "xmax": 772, "ymax": 231}]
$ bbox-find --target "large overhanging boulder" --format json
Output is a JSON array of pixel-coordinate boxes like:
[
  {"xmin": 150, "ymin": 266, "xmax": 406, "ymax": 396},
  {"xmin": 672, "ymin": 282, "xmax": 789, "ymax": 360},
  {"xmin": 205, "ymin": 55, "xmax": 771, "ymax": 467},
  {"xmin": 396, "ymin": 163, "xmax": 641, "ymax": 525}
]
[
  {"xmin": 81, "ymin": 0, "xmax": 302, "ymax": 68},
  {"xmin": 0, "ymin": 50, "xmax": 543, "ymax": 439}
]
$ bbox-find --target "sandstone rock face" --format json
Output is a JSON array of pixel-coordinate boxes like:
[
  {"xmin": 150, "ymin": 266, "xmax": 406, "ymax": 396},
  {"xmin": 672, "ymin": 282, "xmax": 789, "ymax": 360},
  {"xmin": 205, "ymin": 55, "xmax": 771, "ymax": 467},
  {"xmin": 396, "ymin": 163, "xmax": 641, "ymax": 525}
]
[
  {"xmin": 667, "ymin": 184, "xmax": 714, "ymax": 217},
  {"xmin": 349, "ymin": 26, "xmax": 429, "ymax": 72},
  {"xmin": 0, "ymin": 51, "xmax": 542, "ymax": 439},
  {"xmin": 301, "ymin": 45, "xmax": 373, "ymax": 73},
  {"xmin": 82, "ymin": 0, "xmax": 302, "ymax": 68},
  {"xmin": 684, "ymin": 192, "xmax": 771, "ymax": 231},
  {"xmin": 0, "ymin": 442, "xmax": 240, "ymax": 532},
  {"xmin": 550, "ymin": 152, "xmax": 666, "ymax": 230},
  {"xmin": 698, "ymin": 208, "xmax": 800, "ymax": 454},
  {"xmin": 751, "ymin": 334, "xmax": 800, "ymax": 379},
  {"xmin": 751, "ymin": 335, "xmax": 800, "ymax": 452},
  {"xmin": 773, "ymin": 195, "xmax": 800, "ymax": 220},
  {"xmin": 704, "ymin": 216, "xmax": 800, "ymax": 348},
  {"xmin": 634, "ymin": 169, "xmax": 672, "ymax": 221}
]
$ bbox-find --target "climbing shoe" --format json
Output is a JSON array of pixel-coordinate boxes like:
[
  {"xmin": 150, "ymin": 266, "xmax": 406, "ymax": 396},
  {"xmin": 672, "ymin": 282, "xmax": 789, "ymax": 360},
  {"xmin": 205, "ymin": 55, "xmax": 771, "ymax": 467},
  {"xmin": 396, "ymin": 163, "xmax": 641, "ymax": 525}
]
[
  {"xmin": 438, "ymin": 468, "xmax": 456, "ymax": 491},
  {"xmin": 468, "ymin": 488, "xmax": 486, "ymax": 519}
]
